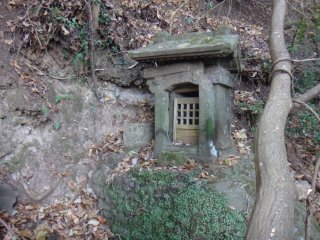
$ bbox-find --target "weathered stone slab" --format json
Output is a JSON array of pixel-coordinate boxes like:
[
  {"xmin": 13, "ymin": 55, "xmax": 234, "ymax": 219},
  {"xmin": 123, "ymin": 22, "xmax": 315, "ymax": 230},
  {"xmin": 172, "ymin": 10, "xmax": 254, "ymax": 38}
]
[
  {"xmin": 123, "ymin": 123, "xmax": 153, "ymax": 151},
  {"xmin": 128, "ymin": 32, "xmax": 239, "ymax": 63}
]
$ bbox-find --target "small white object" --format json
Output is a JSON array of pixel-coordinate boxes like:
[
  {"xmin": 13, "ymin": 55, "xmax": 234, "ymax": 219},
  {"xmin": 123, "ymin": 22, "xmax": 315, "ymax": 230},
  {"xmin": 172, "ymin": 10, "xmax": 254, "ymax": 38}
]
[
  {"xmin": 131, "ymin": 157, "xmax": 138, "ymax": 166},
  {"xmin": 88, "ymin": 219, "xmax": 100, "ymax": 226},
  {"xmin": 208, "ymin": 140, "xmax": 217, "ymax": 158}
]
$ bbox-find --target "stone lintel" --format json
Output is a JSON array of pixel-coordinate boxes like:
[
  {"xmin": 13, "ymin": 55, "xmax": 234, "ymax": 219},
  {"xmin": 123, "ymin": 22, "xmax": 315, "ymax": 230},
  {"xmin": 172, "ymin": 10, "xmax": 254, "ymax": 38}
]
[{"xmin": 144, "ymin": 62, "xmax": 203, "ymax": 79}]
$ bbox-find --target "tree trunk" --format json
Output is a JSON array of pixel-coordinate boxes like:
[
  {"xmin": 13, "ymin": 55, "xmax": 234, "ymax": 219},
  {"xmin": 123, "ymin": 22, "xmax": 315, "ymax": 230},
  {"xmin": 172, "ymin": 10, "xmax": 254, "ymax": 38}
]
[{"xmin": 245, "ymin": 1, "xmax": 296, "ymax": 239}]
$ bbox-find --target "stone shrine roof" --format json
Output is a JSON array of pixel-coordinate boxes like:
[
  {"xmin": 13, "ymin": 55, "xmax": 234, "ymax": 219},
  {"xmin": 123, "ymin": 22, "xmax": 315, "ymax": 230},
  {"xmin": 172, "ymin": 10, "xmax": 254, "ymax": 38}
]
[{"xmin": 128, "ymin": 29, "xmax": 240, "ymax": 65}]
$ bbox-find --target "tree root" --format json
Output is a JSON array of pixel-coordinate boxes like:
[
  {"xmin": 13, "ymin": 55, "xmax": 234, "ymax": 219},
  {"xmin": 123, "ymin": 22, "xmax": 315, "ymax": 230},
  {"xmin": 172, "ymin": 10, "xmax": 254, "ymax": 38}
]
[{"xmin": 21, "ymin": 179, "xmax": 61, "ymax": 202}]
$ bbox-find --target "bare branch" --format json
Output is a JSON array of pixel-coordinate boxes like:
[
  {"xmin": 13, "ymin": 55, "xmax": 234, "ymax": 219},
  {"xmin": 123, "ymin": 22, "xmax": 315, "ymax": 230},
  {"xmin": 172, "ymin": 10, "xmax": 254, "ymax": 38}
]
[
  {"xmin": 293, "ymin": 100, "xmax": 320, "ymax": 122},
  {"xmin": 195, "ymin": 0, "xmax": 226, "ymax": 26},
  {"xmin": 295, "ymin": 83, "xmax": 320, "ymax": 104},
  {"xmin": 292, "ymin": 57, "xmax": 320, "ymax": 63},
  {"xmin": 169, "ymin": 0, "xmax": 190, "ymax": 35},
  {"xmin": 291, "ymin": 83, "xmax": 320, "ymax": 114}
]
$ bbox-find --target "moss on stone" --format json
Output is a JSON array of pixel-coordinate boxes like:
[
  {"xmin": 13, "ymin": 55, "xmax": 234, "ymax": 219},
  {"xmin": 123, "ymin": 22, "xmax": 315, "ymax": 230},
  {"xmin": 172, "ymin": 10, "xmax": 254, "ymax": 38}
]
[{"xmin": 157, "ymin": 152, "xmax": 187, "ymax": 166}]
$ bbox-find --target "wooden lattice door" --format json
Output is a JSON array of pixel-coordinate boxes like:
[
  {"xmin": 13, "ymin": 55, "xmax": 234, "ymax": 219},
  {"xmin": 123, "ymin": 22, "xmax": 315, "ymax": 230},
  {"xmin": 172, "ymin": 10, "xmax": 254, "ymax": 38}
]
[{"xmin": 173, "ymin": 98, "xmax": 199, "ymax": 145}]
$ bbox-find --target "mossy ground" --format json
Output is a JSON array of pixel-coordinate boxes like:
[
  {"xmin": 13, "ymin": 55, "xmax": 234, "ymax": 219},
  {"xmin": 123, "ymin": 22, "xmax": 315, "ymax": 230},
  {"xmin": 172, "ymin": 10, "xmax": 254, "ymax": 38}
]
[{"xmin": 107, "ymin": 169, "xmax": 246, "ymax": 240}]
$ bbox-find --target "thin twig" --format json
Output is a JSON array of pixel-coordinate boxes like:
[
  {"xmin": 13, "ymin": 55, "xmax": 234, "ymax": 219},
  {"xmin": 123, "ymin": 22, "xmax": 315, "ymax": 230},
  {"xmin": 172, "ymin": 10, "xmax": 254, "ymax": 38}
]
[
  {"xmin": 292, "ymin": 57, "xmax": 320, "ymax": 63},
  {"xmin": 169, "ymin": 0, "xmax": 190, "ymax": 35},
  {"xmin": 25, "ymin": 63, "xmax": 44, "ymax": 75},
  {"xmin": 48, "ymin": 74, "xmax": 71, "ymax": 80},
  {"xmin": 292, "ymin": 100, "xmax": 320, "ymax": 123},
  {"xmin": 0, "ymin": 217, "xmax": 15, "ymax": 238},
  {"xmin": 195, "ymin": 0, "xmax": 225, "ymax": 26},
  {"xmin": 287, "ymin": 0, "xmax": 309, "ymax": 20},
  {"xmin": 311, "ymin": 157, "xmax": 320, "ymax": 193},
  {"xmin": 85, "ymin": 0, "xmax": 98, "ymax": 98},
  {"xmin": 128, "ymin": 62, "xmax": 138, "ymax": 70}
]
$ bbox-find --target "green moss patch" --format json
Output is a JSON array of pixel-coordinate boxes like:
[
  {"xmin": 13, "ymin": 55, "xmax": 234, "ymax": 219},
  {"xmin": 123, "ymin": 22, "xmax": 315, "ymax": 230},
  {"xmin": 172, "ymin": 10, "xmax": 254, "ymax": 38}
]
[
  {"xmin": 156, "ymin": 152, "xmax": 187, "ymax": 166},
  {"xmin": 107, "ymin": 170, "xmax": 246, "ymax": 240}
]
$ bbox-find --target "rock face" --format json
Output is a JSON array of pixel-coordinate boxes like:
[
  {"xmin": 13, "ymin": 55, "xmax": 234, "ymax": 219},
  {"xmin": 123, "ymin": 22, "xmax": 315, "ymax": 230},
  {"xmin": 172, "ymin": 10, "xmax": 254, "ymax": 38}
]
[
  {"xmin": 0, "ymin": 55, "xmax": 154, "ymax": 203},
  {"xmin": 123, "ymin": 123, "xmax": 153, "ymax": 151},
  {"xmin": 95, "ymin": 52, "xmax": 145, "ymax": 87},
  {"xmin": 0, "ymin": 184, "xmax": 18, "ymax": 214}
]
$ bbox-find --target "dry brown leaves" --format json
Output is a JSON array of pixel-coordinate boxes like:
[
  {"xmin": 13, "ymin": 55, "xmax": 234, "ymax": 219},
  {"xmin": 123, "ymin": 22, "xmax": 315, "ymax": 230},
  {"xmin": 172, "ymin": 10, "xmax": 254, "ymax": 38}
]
[
  {"xmin": 106, "ymin": 141, "xmax": 155, "ymax": 183},
  {"xmin": 218, "ymin": 154, "xmax": 240, "ymax": 167},
  {"xmin": 136, "ymin": 101, "xmax": 154, "ymax": 123},
  {"xmin": 234, "ymin": 90, "xmax": 259, "ymax": 106},
  {"xmin": 7, "ymin": 0, "xmax": 269, "ymax": 62},
  {"xmin": 11, "ymin": 59, "xmax": 48, "ymax": 96},
  {"xmin": 197, "ymin": 171, "xmax": 217, "ymax": 181},
  {"xmin": 0, "ymin": 188, "xmax": 112, "ymax": 240},
  {"xmin": 8, "ymin": 0, "xmax": 87, "ymax": 50},
  {"xmin": 233, "ymin": 128, "xmax": 251, "ymax": 155},
  {"xmin": 89, "ymin": 130, "xmax": 124, "ymax": 156}
]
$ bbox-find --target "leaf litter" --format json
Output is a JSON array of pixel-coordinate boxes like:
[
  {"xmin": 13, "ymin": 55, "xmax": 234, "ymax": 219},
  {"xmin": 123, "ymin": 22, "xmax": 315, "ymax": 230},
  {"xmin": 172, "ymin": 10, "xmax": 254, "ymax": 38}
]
[{"xmin": 0, "ymin": 188, "xmax": 112, "ymax": 239}]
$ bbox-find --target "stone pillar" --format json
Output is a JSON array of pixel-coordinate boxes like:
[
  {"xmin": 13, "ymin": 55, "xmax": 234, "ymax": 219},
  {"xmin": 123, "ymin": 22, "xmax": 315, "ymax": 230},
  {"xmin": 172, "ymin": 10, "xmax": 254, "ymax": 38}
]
[
  {"xmin": 205, "ymin": 65, "xmax": 234, "ymax": 152},
  {"xmin": 197, "ymin": 69, "xmax": 215, "ymax": 160},
  {"xmin": 147, "ymin": 78, "xmax": 170, "ymax": 156},
  {"xmin": 214, "ymin": 85, "xmax": 233, "ymax": 150}
]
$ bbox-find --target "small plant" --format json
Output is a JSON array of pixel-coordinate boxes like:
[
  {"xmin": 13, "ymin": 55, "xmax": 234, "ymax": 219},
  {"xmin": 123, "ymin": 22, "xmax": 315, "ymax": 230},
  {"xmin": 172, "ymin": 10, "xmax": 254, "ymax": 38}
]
[
  {"xmin": 53, "ymin": 121, "xmax": 62, "ymax": 130},
  {"xmin": 40, "ymin": 104, "xmax": 49, "ymax": 116},
  {"xmin": 107, "ymin": 170, "xmax": 246, "ymax": 240},
  {"xmin": 295, "ymin": 19, "xmax": 308, "ymax": 44},
  {"xmin": 206, "ymin": 1, "xmax": 216, "ymax": 9},
  {"xmin": 185, "ymin": 16, "xmax": 193, "ymax": 25},
  {"xmin": 236, "ymin": 100, "xmax": 264, "ymax": 125},
  {"xmin": 287, "ymin": 43, "xmax": 300, "ymax": 54},
  {"xmin": 54, "ymin": 94, "xmax": 74, "ymax": 104},
  {"xmin": 286, "ymin": 106, "xmax": 320, "ymax": 144},
  {"xmin": 295, "ymin": 68, "xmax": 319, "ymax": 94},
  {"xmin": 261, "ymin": 59, "xmax": 272, "ymax": 73}
]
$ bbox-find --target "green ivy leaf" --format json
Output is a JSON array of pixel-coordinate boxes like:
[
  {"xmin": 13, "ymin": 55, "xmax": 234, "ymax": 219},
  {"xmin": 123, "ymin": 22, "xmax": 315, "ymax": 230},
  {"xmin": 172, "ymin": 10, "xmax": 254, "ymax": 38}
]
[{"xmin": 53, "ymin": 121, "xmax": 62, "ymax": 130}]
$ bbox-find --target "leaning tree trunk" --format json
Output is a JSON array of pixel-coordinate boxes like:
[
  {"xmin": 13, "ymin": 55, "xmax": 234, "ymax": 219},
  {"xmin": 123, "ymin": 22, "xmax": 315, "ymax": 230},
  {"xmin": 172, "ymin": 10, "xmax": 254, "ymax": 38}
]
[{"xmin": 245, "ymin": 1, "xmax": 296, "ymax": 239}]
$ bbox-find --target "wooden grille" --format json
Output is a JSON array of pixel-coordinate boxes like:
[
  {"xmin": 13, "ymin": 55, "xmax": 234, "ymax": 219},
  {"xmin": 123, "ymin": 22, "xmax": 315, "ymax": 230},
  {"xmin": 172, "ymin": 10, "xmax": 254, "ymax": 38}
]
[{"xmin": 173, "ymin": 98, "xmax": 199, "ymax": 144}]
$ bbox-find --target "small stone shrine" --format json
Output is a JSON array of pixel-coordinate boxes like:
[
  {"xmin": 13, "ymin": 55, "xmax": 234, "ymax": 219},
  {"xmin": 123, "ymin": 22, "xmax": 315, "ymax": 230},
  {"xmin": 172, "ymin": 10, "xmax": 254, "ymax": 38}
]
[{"xmin": 128, "ymin": 27, "xmax": 241, "ymax": 161}]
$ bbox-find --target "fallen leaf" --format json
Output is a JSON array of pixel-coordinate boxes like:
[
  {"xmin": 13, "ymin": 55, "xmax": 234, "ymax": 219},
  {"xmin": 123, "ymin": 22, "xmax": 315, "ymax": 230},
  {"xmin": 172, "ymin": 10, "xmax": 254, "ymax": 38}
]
[
  {"xmin": 88, "ymin": 218, "xmax": 100, "ymax": 226},
  {"xmin": 3, "ymin": 39, "xmax": 13, "ymax": 45},
  {"xmin": 97, "ymin": 215, "xmax": 107, "ymax": 224}
]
